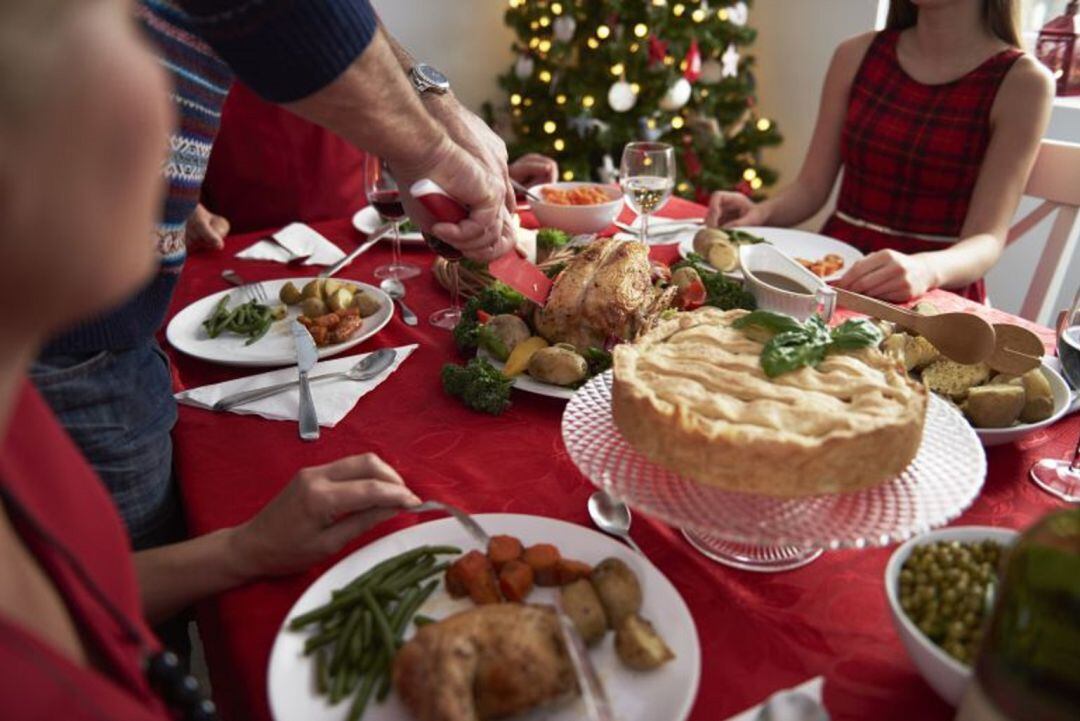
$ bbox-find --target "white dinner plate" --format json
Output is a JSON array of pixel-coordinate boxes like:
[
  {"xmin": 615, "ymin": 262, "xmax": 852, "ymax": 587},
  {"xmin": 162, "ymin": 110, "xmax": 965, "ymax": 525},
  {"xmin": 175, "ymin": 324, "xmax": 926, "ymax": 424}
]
[
  {"xmin": 352, "ymin": 206, "xmax": 425, "ymax": 245},
  {"xmin": 166, "ymin": 278, "xmax": 393, "ymax": 367},
  {"xmin": 268, "ymin": 513, "xmax": 701, "ymax": 721},
  {"xmin": 677, "ymin": 226, "xmax": 864, "ymax": 282},
  {"xmin": 477, "ymin": 349, "xmax": 577, "ymax": 401}
]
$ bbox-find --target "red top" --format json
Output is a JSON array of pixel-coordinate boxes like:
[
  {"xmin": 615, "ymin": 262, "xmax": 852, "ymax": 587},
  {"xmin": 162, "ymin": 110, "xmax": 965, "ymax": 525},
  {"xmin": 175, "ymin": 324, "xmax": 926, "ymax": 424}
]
[
  {"xmin": 821, "ymin": 30, "xmax": 1023, "ymax": 302},
  {"xmin": 201, "ymin": 82, "xmax": 368, "ymax": 234},
  {"xmin": 0, "ymin": 383, "xmax": 168, "ymax": 720}
]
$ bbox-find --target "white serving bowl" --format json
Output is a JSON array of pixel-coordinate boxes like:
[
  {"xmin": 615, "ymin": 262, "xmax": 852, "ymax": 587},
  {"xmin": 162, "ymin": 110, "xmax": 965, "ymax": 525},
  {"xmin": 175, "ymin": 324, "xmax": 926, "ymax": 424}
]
[
  {"xmin": 974, "ymin": 362, "xmax": 1073, "ymax": 447},
  {"xmin": 884, "ymin": 525, "xmax": 1019, "ymax": 706},
  {"xmin": 528, "ymin": 181, "xmax": 624, "ymax": 234}
]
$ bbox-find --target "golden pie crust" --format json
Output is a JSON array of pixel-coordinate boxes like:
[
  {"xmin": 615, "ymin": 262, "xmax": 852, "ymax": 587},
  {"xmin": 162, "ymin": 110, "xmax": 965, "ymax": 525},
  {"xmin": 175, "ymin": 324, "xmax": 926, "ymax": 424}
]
[{"xmin": 612, "ymin": 308, "xmax": 927, "ymax": 497}]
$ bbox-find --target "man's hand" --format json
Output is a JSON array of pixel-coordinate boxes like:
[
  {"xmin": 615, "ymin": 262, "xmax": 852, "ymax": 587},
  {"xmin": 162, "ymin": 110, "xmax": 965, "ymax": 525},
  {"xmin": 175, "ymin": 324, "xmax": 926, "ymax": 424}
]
[
  {"xmin": 509, "ymin": 153, "xmax": 559, "ymax": 188},
  {"xmin": 185, "ymin": 203, "xmax": 230, "ymax": 251},
  {"xmin": 229, "ymin": 454, "xmax": 421, "ymax": 579}
]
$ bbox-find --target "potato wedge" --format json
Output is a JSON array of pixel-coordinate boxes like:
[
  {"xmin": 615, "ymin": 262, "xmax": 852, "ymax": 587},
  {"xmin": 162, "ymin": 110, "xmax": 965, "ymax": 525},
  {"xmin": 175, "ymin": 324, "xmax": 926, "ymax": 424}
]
[
  {"xmin": 615, "ymin": 614, "xmax": 674, "ymax": 670},
  {"xmin": 322, "ymin": 278, "xmax": 343, "ymax": 299},
  {"xmin": 502, "ymin": 336, "xmax": 548, "ymax": 378},
  {"xmin": 352, "ymin": 291, "xmax": 381, "ymax": 317},
  {"xmin": 301, "ymin": 279, "xmax": 325, "ymax": 300},
  {"xmin": 963, "ymin": 384, "xmax": 1025, "ymax": 428},
  {"xmin": 590, "ymin": 557, "xmax": 642, "ymax": 629},
  {"xmin": 326, "ymin": 287, "xmax": 354, "ymax": 313},
  {"xmin": 921, "ymin": 360, "xmax": 990, "ymax": 400},
  {"xmin": 559, "ymin": 579, "xmax": 607, "ymax": 646},
  {"xmin": 279, "ymin": 281, "xmax": 303, "ymax": 306},
  {"xmin": 1019, "ymin": 368, "xmax": 1054, "ymax": 423}
]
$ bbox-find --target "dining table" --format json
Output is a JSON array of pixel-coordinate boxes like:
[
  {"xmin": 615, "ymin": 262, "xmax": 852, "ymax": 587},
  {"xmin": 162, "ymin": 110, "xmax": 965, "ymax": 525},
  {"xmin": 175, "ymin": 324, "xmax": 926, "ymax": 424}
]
[{"xmin": 163, "ymin": 196, "xmax": 1079, "ymax": 721}]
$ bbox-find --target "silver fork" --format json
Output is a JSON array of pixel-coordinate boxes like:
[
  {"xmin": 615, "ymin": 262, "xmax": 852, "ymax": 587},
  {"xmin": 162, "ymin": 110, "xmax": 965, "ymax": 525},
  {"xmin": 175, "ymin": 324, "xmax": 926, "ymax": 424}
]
[
  {"xmin": 221, "ymin": 269, "xmax": 269, "ymax": 303},
  {"xmin": 405, "ymin": 501, "xmax": 490, "ymax": 546}
]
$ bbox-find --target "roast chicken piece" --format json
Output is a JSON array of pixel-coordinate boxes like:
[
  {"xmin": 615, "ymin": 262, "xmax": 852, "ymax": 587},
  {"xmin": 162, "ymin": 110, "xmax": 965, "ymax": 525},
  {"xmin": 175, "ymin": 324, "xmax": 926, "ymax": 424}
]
[
  {"xmin": 393, "ymin": 604, "xmax": 576, "ymax": 721},
  {"xmin": 534, "ymin": 237, "xmax": 674, "ymax": 351}
]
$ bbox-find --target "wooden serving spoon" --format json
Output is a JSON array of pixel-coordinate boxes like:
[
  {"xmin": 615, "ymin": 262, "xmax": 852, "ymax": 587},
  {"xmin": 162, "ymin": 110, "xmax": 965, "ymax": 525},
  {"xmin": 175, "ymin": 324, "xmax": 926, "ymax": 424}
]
[
  {"xmin": 834, "ymin": 287, "xmax": 996, "ymax": 365},
  {"xmin": 988, "ymin": 323, "xmax": 1045, "ymax": 375}
]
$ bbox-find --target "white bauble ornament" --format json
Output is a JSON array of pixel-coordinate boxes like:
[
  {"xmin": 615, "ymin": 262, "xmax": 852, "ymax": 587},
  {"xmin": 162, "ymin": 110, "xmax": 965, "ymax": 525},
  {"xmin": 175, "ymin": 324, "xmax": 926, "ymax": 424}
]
[
  {"xmin": 721, "ymin": 44, "xmax": 740, "ymax": 78},
  {"xmin": 728, "ymin": 1, "xmax": 749, "ymax": 26},
  {"xmin": 658, "ymin": 77, "xmax": 692, "ymax": 111},
  {"xmin": 553, "ymin": 15, "xmax": 577, "ymax": 42},
  {"xmin": 597, "ymin": 154, "xmax": 617, "ymax": 184},
  {"xmin": 514, "ymin": 55, "xmax": 535, "ymax": 80},
  {"xmin": 699, "ymin": 58, "xmax": 723, "ymax": 84},
  {"xmin": 607, "ymin": 80, "xmax": 637, "ymax": 113}
]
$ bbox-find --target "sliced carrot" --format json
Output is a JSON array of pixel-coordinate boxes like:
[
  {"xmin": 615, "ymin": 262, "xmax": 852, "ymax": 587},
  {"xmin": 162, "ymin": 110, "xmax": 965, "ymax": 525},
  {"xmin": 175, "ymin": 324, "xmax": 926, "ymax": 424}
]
[
  {"xmin": 455, "ymin": 549, "xmax": 501, "ymax": 605},
  {"xmin": 523, "ymin": 543, "xmax": 562, "ymax": 586},
  {"xmin": 444, "ymin": 554, "xmax": 471, "ymax": 598},
  {"xmin": 498, "ymin": 560, "xmax": 535, "ymax": 602},
  {"xmin": 555, "ymin": 558, "xmax": 593, "ymax": 585},
  {"xmin": 487, "ymin": 534, "xmax": 524, "ymax": 571}
]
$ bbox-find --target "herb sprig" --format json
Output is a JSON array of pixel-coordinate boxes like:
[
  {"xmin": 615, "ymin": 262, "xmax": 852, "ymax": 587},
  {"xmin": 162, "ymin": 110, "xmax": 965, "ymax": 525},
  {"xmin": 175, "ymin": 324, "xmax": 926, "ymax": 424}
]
[{"xmin": 733, "ymin": 311, "xmax": 883, "ymax": 377}]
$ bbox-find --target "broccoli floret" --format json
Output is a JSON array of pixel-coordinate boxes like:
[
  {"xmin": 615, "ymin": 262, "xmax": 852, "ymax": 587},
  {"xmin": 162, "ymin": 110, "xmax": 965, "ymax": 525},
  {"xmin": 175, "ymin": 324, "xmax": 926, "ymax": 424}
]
[
  {"xmin": 671, "ymin": 253, "xmax": 756, "ymax": 311},
  {"xmin": 441, "ymin": 358, "xmax": 513, "ymax": 415},
  {"xmin": 584, "ymin": 347, "xmax": 613, "ymax": 376},
  {"xmin": 537, "ymin": 227, "xmax": 571, "ymax": 252},
  {"xmin": 452, "ymin": 282, "xmax": 528, "ymax": 354}
]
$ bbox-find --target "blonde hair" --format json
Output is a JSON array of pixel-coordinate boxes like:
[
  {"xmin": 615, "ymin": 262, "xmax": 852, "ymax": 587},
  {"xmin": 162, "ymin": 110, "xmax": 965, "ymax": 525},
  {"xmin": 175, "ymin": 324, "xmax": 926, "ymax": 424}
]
[{"xmin": 886, "ymin": 0, "xmax": 1023, "ymax": 48}]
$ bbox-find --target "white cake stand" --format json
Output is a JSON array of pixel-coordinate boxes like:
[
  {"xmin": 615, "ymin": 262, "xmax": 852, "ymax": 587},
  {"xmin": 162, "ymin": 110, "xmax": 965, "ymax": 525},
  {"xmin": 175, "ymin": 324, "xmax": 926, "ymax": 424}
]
[{"xmin": 562, "ymin": 372, "xmax": 986, "ymax": 572}]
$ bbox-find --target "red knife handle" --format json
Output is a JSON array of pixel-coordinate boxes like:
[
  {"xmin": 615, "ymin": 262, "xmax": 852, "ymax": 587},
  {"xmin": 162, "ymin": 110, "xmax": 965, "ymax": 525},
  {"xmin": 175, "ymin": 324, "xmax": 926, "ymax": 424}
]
[{"xmin": 409, "ymin": 179, "xmax": 469, "ymax": 224}]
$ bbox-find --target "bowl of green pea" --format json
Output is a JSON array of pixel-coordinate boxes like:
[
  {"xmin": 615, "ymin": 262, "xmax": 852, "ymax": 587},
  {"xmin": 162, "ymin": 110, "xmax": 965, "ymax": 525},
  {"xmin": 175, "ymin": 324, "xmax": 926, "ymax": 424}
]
[{"xmin": 884, "ymin": 526, "xmax": 1018, "ymax": 706}]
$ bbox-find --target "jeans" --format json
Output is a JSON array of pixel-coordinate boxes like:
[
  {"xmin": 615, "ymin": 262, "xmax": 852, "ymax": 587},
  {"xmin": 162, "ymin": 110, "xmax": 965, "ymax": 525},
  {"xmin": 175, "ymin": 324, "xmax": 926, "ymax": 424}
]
[{"xmin": 30, "ymin": 340, "xmax": 185, "ymax": 551}]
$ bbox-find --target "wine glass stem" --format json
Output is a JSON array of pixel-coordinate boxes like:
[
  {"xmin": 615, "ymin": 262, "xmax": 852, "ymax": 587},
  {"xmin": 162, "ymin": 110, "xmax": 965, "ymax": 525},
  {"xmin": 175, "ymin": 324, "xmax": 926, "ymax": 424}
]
[
  {"xmin": 1070, "ymin": 431, "xmax": 1080, "ymax": 472},
  {"xmin": 450, "ymin": 260, "xmax": 460, "ymax": 311},
  {"xmin": 391, "ymin": 222, "xmax": 402, "ymax": 268},
  {"xmin": 641, "ymin": 212, "xmax": 650, "ymax": 246}
]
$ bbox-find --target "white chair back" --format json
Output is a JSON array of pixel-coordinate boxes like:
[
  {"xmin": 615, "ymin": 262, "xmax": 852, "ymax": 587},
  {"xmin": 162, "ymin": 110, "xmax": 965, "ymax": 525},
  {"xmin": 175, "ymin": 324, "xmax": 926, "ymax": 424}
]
[{"xmin": 1006, "ymin": 140, "xmax": 1080, "ymax": 322}]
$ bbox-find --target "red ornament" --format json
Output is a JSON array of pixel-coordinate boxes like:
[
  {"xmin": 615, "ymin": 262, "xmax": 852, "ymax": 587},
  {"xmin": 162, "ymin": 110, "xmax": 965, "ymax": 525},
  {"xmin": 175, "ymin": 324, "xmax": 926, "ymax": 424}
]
[
  {"xmin": 735, "ymin": 179, "xmax": 753, "ymax": 196},
  {"xmin": 648, "ymin": 35, "xmax": 670, "ymax": 67},
  {"xmin": 694, "ymin": 187, "xmax": 711, "ymax": 205},
  {"xmin": 683, "ymin": 38, "xmax": 702, "ymax": 83},
  {"xmin": 1036, "ymin": 0, "xmax": 1079, "ymax": 96},
  {"xmin": 682, "ymin": 148, "xmax": 703, "ymax": 178}
]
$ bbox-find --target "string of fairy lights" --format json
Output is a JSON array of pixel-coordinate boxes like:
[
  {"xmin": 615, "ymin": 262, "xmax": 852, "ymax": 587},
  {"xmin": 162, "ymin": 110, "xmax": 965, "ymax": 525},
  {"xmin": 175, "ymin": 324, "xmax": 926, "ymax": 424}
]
[{"xmin": 497, "ymin": 0, "xmax": 780, "ymax": 196}]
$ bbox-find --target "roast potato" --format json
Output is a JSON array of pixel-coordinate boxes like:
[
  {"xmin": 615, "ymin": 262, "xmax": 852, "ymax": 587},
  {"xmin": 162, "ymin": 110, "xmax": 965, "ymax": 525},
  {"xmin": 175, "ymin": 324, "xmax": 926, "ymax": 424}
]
[
  {"xmin": 963, "ymin": 384, "xmax": 1025, "ymax": 428},
  {"xmin": 486, "ymin": 314, "xmax": 531, "ymax": 357},
  {"xmin": 589, "ymin": 557, "xmax": 642, "ymax": 629},
  {"xmin": 352, "ymin": 291, "xmax": 381, "ymax": 318},
  {"xmin": 300, "ymin": 296, "xmax": 328, "ymax": 319},
  {"xmin": 913, "ymin": 301, "xmax": 941, "ymax": 316},
  {"xmin": 527, "ymin": 345, "xmax": 588, "ymax": 387},
  {"xmin": 559, "ymin": 579, "xmax": 607, "ymax": 646},
  {"xmin": 301, "ymin": 279, "xmax": 325, "ymax": 300},
  {"xmin": 614, "ymin": 614, "xmax": 674, "ymax": 670},
  {"xmin": 322, "ymin": 278, "xmax": 344, "ymax": 298},
  {"xmin": 921, "ymin": 360, "xmax": 990, "ymax": 400},
  {"xmin": 692, "ymin": 227, "xmax": 729, "ymax": 256},
  {"xmin": 671, "ymin": 266, "xmax": 701, "ymax": 292},
  {"xmin": 1019, "ymin": 368, "xmax": 1054, "ymax": 423},
  {"xmin": 326, "ymin": 287, "xmax": 354, "ymax": 313},
  {"xmin": 903, "ymin": 334, "xmax": 940, "ymax": 371},
  {"xmin": 279, "ymin": 281, "xmax": 303, "ymax": 306}
]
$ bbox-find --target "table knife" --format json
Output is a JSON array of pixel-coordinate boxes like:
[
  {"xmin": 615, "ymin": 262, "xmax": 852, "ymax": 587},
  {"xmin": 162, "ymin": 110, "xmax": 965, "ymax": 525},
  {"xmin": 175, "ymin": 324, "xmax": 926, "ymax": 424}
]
[
  {"xmin": 290, "ymin": 320, "xmax": 320, "ymax": 441},
  {"xmin": 318, "ymin": 224, "xmax": 392, "ymax": 279},
  {"xmin": 411, "ymin": 179, "xmax": 552, "ymax": 305}
]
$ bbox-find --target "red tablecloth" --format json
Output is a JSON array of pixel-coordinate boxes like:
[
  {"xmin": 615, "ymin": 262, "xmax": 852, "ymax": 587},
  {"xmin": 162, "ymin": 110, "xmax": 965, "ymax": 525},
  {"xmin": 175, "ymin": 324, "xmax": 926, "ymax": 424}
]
[{"xmin": 164, "ymin": 198, "xmax": 1078, "ymax": 721}]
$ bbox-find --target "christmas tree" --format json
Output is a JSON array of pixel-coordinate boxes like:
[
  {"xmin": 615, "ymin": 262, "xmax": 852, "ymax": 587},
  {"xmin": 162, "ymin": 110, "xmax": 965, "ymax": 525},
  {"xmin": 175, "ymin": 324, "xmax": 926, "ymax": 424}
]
[{"xmin": 490, "ymin": 0, "xmax": 781, "ymax": 202}]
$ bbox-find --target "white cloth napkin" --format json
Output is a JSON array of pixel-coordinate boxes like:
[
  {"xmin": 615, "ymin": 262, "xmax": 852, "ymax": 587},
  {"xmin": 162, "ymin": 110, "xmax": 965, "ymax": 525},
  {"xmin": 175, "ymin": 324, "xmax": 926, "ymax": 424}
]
[
  {"xmin": 235, "ymin": 222, "xmax": 346, "ymax": 267},
  {"xmin": 174, "ymin": 345, "xmax": 417, "ymax": 427},
  {"xmin": 723, "ymin": 677, "xmax": 827, "ymax": 721}
]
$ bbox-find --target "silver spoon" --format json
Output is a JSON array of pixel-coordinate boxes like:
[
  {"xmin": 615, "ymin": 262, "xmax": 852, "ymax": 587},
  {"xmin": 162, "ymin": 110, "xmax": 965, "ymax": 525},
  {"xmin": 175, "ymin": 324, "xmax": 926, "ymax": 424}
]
[
  {"xmin": 757, "ymin": 690, "xmax": 830, "ymax": 721},
  {"xmin": 212, "ymin": 348, "xmax": 396, "ymax": 411},
  {"xmin": 380, "ymin": 278, "xmax": 418, "ymax": 326},
  {"xmin": 588, "ymin": 490, "xmax": 643, "ymax": 555}
]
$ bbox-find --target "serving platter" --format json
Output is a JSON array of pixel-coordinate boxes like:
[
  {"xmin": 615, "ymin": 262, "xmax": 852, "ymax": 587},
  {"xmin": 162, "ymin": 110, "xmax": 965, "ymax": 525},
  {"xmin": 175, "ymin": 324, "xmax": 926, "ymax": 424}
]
[
  {"xmin": 352, "ymin": 206, "xmax": 425, "ymax": 245},
  {"xmin": 477, "ymin": 349, "xmax": 577, "ymax": 401},
  {"xmin": 676, "ymin": 226, "xmax": 864, "ymax": 283},
  {"xmin": 166, "ymin": 278, "xmax": 393, "ymax": 367},
  {"xmin": 268, "ymin": 513, "xmax": 701, "ymax": 721}
]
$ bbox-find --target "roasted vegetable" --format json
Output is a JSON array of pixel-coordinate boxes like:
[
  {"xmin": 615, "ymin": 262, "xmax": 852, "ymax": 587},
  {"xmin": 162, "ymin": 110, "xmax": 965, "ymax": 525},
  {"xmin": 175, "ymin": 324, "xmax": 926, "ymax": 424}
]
[
  {"xmin": 352, "ymin": 291, "xmax": 381, "ymax": 318},
  {"xmin": 301, "ymin": 278, "xmax": 325, "ymax": 300},
  {"xmin": 441, "ymin": 358, "xmax": 513, "ymax": 415},
  {"xmin": 555, "ymin": 558, "xmax": 593, "ymax": 585},
  {"xmin": 671, "ymin": 253, "xmax": 755, "ymax": 311},
  {"xmin": 615, "ymin": 614, "xmax": 675, "ymax": 670},
  {"xmin": 482, "ymin": 314, "xmax": 531, "ymax": 361},
  {"xmin": 921, "ymin": 359, "xmax": 991, "ymax": 400},
  {"xmin": 537, "ymin": 227, "xmax": 571, "ymax": 252},
  {"xmin": 527, "ymin": 345, "xmax": 589, "ymax": 386},
  {"xmin": 452, "ymin": 282, "xmax": 528, "ymax": 353},
  {"xmin": 590, "ymin": 557, "xmax": 642, "ymax": 628},
  {"xmin": 560, "ymin": 579, "xmax": 608, "ymax": 646},
  {"xmin": 449, "ymin": 550, "xmax": 501, "ymax": 605},
  {"xmin": 326, "ymin": 287, "xmax": 354, "ymax": 313},
  {"xmin": 502, "ymin": 336, "xmax": 548, "ymax": 377},
  {"xmin": 522, "ymin": 543, "xmax": 561, "ymax": 586},
  {"xmin": 322, "ymin": 278, "xmax": 344, "ymax": 297},
  {"xmin": 279, "ymin": 281, "xmax": 303, "ymax": 305},
  {"xmin": 300, "ymin": 296, "xmax": 329, "ymax": 319},
  {"xmin": 963, "ymin": 384, "xmax": 1025, "ymax": 428},
  {"xmin": 1019, "ymin": 368, "xmax": 1054, "ymax": 423},
  {"xmin": 497, "ymin": 560, "xmax": 535, "ymax": 602},
  {"xmin": 487, "ymin": 535, "xmax": 524, "ymax": 572},
  {"xmin": 584, "ymin": 347, "xmax": 613, "ymax": 376}
]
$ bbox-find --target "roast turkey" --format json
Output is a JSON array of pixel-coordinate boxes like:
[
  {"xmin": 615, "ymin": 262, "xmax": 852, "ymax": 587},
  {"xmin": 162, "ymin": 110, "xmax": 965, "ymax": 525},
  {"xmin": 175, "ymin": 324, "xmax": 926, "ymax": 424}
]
[{"xmin": 533, "ymin": 237, "xmax": 674, "ymax": 351}]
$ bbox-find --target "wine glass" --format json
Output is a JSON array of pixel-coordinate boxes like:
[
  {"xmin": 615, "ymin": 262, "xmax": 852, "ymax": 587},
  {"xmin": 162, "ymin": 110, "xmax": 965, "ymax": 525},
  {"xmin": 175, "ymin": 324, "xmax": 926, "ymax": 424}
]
[
  {"xmin": 1030, "ymin": 286, "xmax": 1080, "ymax": 502},
  {"xmin": 619, "ymin": 141, "xmax": 676, "ymax": 246},
  {"xmin": 364, "ymin": 155, "xmax": 419, "ymax": 280},
  {"xmin": 424, "ymin": 231, "xmax": 463, "ymax": 329}
]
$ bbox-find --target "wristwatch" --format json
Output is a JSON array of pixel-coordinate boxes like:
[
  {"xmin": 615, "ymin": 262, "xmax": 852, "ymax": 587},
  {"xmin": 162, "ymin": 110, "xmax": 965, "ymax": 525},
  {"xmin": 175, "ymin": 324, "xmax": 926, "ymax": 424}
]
[{"xmin": 408, "ymin": 63, "xmax": 451, "ymax": 96}]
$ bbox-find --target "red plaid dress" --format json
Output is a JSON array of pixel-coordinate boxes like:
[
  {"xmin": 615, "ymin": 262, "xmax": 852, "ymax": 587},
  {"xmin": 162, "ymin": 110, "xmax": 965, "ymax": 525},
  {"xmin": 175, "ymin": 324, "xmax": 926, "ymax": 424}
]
[{"xmin": 821, "ymin": 30, "xmax": 1023, "ymax": 302}]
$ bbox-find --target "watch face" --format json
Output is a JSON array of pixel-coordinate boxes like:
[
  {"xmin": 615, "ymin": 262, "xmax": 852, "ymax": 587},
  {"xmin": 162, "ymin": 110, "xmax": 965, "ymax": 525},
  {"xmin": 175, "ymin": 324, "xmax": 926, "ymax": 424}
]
[{"xmin": 416, "ymin": 64, "xmax": 449, "ymax": 90}]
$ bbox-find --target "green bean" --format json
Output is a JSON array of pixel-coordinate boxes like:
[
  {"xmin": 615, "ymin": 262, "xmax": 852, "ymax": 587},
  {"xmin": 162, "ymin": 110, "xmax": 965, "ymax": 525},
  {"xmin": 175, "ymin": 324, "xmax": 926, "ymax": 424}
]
[
  {"xmin": 314, "ymin": 648, "xmax": 329, "ymax": 696},
  {"xmin": 362, "ymin": 588, "xmax": 397, "ymax": 655},
  {"xmin": 302, "ymin": 627, "xmax": 341, "ymax": 655},
  {"xmin": 346, "ymin": 671, "xmax": 378, "ymax": 721},
  {"xmin": 383, "ymin": 561, "xmax": 450, "ymax": 595},
  {"xmin": 331, "ymin": 607, "xmax": 363, "ymax": 673},
  {"xmin": 329, "ymin": 656, "xmax": 349, "ymax": 704}
]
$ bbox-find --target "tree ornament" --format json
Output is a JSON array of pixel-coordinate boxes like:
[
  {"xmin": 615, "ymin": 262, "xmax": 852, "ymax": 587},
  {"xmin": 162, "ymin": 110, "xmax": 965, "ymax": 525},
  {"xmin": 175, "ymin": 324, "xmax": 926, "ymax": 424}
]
[
  {"xmin": 735, "ymin": 179, "xmax": 753, "ymax": 196},
  {"xmin": 658, "ymin": 77, "xmax": 692, "ymax": 111},
  {"xmin": 686, "ymin": 110, "xmax": 722, "ymax": 143},
  {"xmin": 553, "ymin": 15, "xmax": 577, "ymax": 43},
  {"xmin": 515, "ymin": 54, "xmax": 535, "ymax": 80},
  {"xmin": 648, "ymin": 35, "xmax": 670, "ymax": 67},
  {"xmin": 597, "ymin": 154, "xmax": 617, "ymax": 184},
  {"xmin": 721, "ymin": 44, "xmax": 740, "ymax": 78},
  {"xmin": 699, "ymin": 58, "xmax": 723, "ymax": 84},
  {"xmin": 683, "ymin": 38, "xmax": 702, "ymax": 82},
  {"xmin": 728, "ymin": 1, "xmax": 749, "ymax": 27},
  {"xmin": 683, "ymin": 147, "xmax": 703, "ymax": 178},
  {"xmin": 607, "ymin": 80, "xmax": 638, "ymax": 112},
  {"xmin": 638, "ymin": 115, "xmax": 667, "ymax": 142},
  {"xmin": 569, "ymin": 114, "xmax": 611, "ymax": 138}
]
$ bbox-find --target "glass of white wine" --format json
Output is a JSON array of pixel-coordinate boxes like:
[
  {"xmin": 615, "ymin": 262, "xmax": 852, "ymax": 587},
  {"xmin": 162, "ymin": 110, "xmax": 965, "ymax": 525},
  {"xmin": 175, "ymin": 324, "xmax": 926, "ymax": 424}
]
[{"xmin": 619, "ymin": 141, "xmax": 676, "ymax": 246}]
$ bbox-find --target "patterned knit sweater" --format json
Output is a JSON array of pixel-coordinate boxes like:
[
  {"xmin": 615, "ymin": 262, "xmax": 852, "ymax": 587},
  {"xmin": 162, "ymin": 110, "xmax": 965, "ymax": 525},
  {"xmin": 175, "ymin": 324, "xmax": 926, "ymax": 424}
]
[{"xmin": 45, "ymin": 0, "xmax": 377, "ymax": 355}]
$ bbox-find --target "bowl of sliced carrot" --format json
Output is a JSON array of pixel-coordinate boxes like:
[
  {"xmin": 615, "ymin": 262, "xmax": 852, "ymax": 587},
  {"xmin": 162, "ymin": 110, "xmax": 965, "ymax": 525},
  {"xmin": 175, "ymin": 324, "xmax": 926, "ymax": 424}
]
[{"xmin": 528, "ymin": 181, "xmax": 624, "ymax": 235}]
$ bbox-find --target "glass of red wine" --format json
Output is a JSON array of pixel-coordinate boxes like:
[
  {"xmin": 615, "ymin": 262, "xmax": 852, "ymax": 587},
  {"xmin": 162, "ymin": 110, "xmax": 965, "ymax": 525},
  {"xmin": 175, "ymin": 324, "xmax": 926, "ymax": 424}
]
[
  {"xmin": 1030, "ymin": 286, "xmax": 1080, "ymax": 502},
  {"xmin": 364, "ymin": 155, "xmax": 419, "ymax": 280},
  {"xmin": 425, "ymin": 230, "xmax": 463, "ymax": 329}
]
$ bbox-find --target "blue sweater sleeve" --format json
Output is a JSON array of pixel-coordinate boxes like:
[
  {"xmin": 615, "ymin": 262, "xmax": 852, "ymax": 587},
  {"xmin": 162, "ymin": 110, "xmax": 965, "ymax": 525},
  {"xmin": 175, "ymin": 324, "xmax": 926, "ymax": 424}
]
[{"xmin": 175, "ymin": 0, "xmax": 379, "ymax": 103}]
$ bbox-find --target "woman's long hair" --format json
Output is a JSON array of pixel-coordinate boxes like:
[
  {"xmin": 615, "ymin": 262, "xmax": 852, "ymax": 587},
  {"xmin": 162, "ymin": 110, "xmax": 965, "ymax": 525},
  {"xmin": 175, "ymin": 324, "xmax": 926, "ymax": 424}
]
[{"xmin": 886, "ymin": 0, "xmax": 1022, "ymax": 48}]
